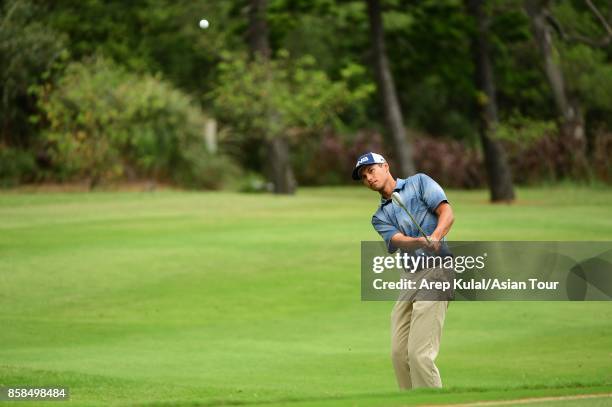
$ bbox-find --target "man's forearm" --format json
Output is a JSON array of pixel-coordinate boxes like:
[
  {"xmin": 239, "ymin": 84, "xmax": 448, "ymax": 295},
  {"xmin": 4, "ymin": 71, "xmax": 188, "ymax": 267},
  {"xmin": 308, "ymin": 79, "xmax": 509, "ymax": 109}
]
[
  {"xmin": 431, "ymin": 203, "xmax": 454, "ymax": 241},
  {"xmin": 389, "ymin": 203, "xmax": 454, "ymax": 250},
  {"xmin": 390, "ymin": 233, "xmax": 429, "ymax": 250}
]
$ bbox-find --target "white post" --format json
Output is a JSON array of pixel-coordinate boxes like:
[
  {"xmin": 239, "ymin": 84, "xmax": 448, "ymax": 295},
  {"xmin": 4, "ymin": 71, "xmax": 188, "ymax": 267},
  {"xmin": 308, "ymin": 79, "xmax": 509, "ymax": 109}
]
[{"xmin": 204, "ymin": 118, "xmax": 217, "ymax": 153}]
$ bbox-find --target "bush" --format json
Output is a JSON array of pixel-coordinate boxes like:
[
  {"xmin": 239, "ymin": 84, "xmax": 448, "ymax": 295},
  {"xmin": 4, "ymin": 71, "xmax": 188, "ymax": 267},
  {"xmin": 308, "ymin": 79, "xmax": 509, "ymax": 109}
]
[
  {"xmin": 293, "ymin": 129, "xmax": 385, "ymax": 185},
  {"xmin": 413, "ymin": 138, "xmax": 485, "ymax": 188},
  {"xmin": 36, "ymin": 57, "xmax": 236, "ymax": 189},
  {"xmin": 0, "ymin": 0, "xmax": 67, "ymax": 147},
  {"xmin": 0, "ymin": 146, "xmax": 37, "ymax": 187},
  {"xmin": 293, "ymin": 130, "xmax": 485, "ymax": 188},
  {"xmin": 496, "ymin": 115, "xmax": 559, "ymax": 184},
  {"xmin": 173, "ymin": 145, "xmax": 241, "ymax": 190},
  {"xmin": 285, "ymin": 126, "xmax": 611, "ymax": 188},
  {"xmin": 237, "ymin": 172, "xmax": 272, "ymax": 193}
]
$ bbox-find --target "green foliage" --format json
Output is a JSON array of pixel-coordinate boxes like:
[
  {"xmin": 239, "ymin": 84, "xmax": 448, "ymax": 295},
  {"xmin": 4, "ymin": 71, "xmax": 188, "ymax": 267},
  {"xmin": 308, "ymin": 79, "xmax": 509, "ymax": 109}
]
[
  {"xmin": 1, "ymin": 0, "xmax": 610, "ymax": 187},
  {"xmin": 490, "ymin": 3, "xmax": 553, "ymax": 117},
  {"xmin": 211, "ymin": 50, "xmax": 373, "ymax": 140},
  {"xmin": 174, "ymin": 145, "xmax": 241, "ymax": 190},
  {"xmin": 552, "ymin": 0, "xmax": 610, "ymax": 43},
  {"xmin": 405, "ymin": 76, "xmax": 477, "ymax": 144},
  {"xmin": 385, "ymin": 0, "xmax": 477, "ymax": 139},
  {"xmin": 0, "ymin": 146, "xmax": 37, "ymax": 187},
  {"xmin": 497, "ymin": 113, "xmax": 557, "ymax": 144},
  {"xmin": 560, "ymin": 44, "xmax": 612, "ymax": 111},
  {"xmin": 209, "ymin": 50, "xmax": 374, "ymax": 178},
  {"xmin": 36, "ymin": 57, "xmax": 236, "ymax": 188},
  {"xmin": 237, "ymin": 172, "xmax": 271, "ymax": 193},
  {"xmin": 0, "ymin": 0, "xmax": 67, "ymax": 146},
  {"xmin": 44, "ymin": 0, "xmax": 244, "ymax": 99},
  {"xmin": 550, "ymin": 0, "xmax": 612, "ymax": 113},
  {"xmin": 36, "ymin": 58, "xmax": 124, "ymax": 182}
]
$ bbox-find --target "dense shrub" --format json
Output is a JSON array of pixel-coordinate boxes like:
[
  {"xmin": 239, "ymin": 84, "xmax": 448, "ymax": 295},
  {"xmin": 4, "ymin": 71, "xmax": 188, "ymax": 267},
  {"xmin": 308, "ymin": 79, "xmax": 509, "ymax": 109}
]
[
  {"xmin": 497, "ymin": 115, "xmax": 610, "ymax": 185},
  {"xmin": 174, "ymin": 145, "xmax": 241, "ymax": 190},
  {"xmin": 0, "ymin": 146, "xmax": 37, "ymax": 187},
  {"xmin": 413, "ymin": 138, "xmax": 485, "ymax": 188},
  {"xmin": 293, "ymin": 130, "xmax": 485, "ymax": 188},
  {"xmin": 503, "ymin": 136, "xmax": 561, "ymax": 184},
  {"xmin": 0, "ymin": 0, "xmax": 67, "ymax": 147},
  {"xmin": 293, "ymin": 129, "xmax": 385, "ymax": 185},
  {"xmin": 36, "ymin": 57, "xmax": 237, "ymax": 189},
  {"xmin": 503, "ymin": 130, "xmax": 612, "ymax": 185},
  {"xmin": 293, "ymin": 127, "xmax": 611, "ymax": 188}
]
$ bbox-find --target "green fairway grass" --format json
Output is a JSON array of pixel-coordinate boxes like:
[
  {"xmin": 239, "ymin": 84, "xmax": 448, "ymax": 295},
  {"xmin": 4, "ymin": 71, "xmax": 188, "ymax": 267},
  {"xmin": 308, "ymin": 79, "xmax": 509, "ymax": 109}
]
[{"xmin": 0, "ymin": 186, "xmax": 611, "ymax": 406}]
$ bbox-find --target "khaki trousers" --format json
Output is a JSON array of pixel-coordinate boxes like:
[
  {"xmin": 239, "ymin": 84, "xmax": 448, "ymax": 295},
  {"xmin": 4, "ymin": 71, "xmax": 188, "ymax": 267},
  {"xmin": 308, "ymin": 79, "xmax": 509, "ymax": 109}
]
[{"xmin": 390, "ymin": 299, "xmax": 448, "ymax": 389}]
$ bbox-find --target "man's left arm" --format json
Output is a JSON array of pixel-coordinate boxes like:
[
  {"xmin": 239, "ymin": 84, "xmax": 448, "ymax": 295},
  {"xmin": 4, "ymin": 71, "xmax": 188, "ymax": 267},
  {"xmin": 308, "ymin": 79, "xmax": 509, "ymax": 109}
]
[
  {"xmin": 417, "ymin": 173, "xmax": 454, "ymax": 246},
  {"xmin": 430, "ymin": 202, "xmax": 454, "ymax": 242}
]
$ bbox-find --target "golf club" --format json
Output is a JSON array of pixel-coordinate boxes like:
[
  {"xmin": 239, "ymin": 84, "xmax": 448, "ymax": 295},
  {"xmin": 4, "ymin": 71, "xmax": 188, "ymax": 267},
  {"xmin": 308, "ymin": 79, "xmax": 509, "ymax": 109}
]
[{"xmin": 391, "ymin": 192, "xmax": 431, "ymax": 244}]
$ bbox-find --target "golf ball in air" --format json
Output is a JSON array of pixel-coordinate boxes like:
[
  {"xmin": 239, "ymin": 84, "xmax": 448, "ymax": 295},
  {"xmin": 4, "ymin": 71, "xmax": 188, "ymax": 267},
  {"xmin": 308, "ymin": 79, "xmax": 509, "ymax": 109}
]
[{"xmin": 199, "ymin": 19, "xmax": 209, "ymax": 29}]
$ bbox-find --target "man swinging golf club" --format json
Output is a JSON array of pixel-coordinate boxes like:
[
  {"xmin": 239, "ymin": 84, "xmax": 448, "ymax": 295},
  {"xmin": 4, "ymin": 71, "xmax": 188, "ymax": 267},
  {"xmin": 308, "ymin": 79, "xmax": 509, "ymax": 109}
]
[{"xmin": 352, "ymin": 152, "xmax": 455, "ymax": 390}]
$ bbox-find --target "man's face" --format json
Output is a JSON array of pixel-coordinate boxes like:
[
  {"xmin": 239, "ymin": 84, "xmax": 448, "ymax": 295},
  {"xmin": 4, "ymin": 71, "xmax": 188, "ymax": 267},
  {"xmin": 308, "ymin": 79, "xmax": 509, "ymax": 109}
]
[{"xmin": 360, "ymin": 163, "xmax": 389, "ymax": 191}]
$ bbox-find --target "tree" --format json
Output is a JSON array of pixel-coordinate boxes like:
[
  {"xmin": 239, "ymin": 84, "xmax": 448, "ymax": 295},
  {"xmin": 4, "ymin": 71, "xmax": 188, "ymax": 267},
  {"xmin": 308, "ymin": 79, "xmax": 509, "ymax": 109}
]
[
  {"xmin": 466, "ymin": 0, "xmax": 515, "ymax": 202},
  {"xmin": 524, "ymin": 0, "xmax": 588, "ymax": 177},
  {"xmin": 365, "ymin": 0, "xmax": 415, "ymax": 178},
  {"xmin": 44, "ymin": 0, "xmax": 244, "ymax": 102},
  {"xmin": 211, "ymin": 51, "xmax": 368, "ymax": 187},
  {"xmin": 0, "ymin": 0, "xmax": 66, "ymax": 147},
  {"xmin": 247, "ymin": 0, "xmax": 296, "ymax": 194}
]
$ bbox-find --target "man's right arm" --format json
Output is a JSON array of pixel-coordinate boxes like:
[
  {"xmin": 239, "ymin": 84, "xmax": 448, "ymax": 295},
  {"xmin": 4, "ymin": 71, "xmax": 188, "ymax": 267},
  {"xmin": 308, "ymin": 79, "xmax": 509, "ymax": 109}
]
[
  {"xmin": 373, "ymin": 213, "xmax": 431, "ymax": 253},
  {"xmin": 390, "ymin": 233, "xmax": 431, "ymax": 251}
]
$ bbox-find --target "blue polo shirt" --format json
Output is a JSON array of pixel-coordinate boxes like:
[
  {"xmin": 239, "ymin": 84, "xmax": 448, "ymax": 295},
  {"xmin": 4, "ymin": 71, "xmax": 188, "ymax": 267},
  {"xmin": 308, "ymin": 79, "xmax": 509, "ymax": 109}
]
[{"xmin": 372, "ymin": 173, "xmax": 449, "ymax": 254}]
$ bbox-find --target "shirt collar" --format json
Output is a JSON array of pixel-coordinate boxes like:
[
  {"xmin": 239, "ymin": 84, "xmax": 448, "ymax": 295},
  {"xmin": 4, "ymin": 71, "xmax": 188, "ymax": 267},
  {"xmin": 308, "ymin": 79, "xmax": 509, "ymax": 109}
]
[{"xmin": 380, "ymin": 178, "xmax": 405, "ymax": 206}]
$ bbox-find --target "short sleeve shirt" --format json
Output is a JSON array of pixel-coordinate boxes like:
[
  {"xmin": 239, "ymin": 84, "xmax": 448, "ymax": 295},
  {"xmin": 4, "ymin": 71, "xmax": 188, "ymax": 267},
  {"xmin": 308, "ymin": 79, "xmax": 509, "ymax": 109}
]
[{"xmin": 372, "ymin": 173, "xmax": 449, "ymax": 254}]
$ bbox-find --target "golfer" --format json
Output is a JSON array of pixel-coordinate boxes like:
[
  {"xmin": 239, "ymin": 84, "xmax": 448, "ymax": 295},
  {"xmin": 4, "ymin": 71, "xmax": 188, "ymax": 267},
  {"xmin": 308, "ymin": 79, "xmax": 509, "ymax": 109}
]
[{"xmin": 352, "ymin": 152, "xmax": 454, "ymax": 390}]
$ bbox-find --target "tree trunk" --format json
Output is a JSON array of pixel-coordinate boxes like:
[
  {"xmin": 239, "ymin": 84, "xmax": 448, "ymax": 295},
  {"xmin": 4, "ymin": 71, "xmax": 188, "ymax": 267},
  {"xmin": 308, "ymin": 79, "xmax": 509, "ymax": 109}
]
[
  {"xmin": 466, "ymin": 0, "xmax": 516, "ymax": 202},
  {"xmin": 524, "ymin": 0, "xmax": 588, "ymax": 178},
  {"xmin": 267, "ymin": 136, "xmax": 296, "ymax": 194},
  {"xmin": 247, "ymin": 0, "xmax": 271, "ymax": 60},
  {"xmin": 366, "ymin": 0, "xmax": 415, "ymax": 178},
  {"xmin": 247, "ymin": 0, "xmax": 296, "ymax": 194}
]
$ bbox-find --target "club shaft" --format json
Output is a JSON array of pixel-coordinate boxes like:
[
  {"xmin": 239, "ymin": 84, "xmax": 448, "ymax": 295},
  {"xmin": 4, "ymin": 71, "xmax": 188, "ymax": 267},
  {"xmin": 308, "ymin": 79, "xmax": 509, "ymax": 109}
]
[{"xmin": 396, "ymin": 200, "xmax": 431, "ymax": 243}]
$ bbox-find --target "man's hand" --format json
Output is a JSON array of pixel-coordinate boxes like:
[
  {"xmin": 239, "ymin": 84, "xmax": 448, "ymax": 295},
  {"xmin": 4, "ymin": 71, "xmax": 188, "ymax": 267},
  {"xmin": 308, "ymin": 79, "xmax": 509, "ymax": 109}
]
[
  {"xmin": 392, "ymin": 234, "xmax": 441, "ymax": 252},
  {"xmin": 415, "ymin": 236, "xmax": 432, "ymax": 250},
  {"xmin": 391, "ymin": 200, "xmax": 453, "ymax": 253},
  {"xmin": 426, "ymin": 235, "xmax": 442, "ymax": 253},
  {"xmin": 412, "ymin": 235, "xmax": 439, "ymax": 253}
]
